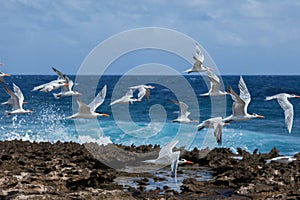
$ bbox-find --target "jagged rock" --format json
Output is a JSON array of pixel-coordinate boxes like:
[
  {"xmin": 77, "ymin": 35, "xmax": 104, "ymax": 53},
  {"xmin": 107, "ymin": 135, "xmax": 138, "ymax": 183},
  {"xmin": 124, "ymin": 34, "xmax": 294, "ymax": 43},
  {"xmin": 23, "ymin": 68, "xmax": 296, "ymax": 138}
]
[{"xmin": 0, "ymin": 140, "xmax": 300, "ymax": 199}]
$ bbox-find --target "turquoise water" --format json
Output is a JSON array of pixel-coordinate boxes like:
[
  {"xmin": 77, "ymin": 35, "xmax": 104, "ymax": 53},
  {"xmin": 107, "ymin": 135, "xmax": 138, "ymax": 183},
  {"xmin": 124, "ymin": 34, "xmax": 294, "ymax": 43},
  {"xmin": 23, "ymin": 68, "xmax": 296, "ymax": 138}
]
[{"xmin": 0, "ymin": 75, "xmax": 300, "ymax": 155}]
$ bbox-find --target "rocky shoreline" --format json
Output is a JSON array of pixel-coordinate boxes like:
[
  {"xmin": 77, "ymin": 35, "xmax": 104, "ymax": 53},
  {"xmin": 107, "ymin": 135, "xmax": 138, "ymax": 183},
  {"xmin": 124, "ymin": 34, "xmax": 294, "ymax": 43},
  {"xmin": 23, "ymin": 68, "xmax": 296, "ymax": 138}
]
[{"xmin": 0, "ymin": 140, "xmax": 300, "ymax": 199}]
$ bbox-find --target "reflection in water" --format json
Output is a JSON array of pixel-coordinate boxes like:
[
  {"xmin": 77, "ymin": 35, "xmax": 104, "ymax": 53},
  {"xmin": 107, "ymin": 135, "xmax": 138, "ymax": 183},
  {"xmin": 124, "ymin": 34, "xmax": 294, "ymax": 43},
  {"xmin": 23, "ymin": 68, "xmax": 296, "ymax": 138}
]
[{"xmin": 114, "ymin": 166, "xmax": 213, "ymax": 193}]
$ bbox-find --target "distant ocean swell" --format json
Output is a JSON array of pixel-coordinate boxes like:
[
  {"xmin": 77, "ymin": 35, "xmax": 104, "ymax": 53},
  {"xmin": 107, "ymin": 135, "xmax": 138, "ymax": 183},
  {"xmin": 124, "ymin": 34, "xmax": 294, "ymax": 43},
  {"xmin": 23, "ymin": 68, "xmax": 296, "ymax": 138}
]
[{"xmin": 0, "ymin": 75, "xmax": 299, "ymax": 155}]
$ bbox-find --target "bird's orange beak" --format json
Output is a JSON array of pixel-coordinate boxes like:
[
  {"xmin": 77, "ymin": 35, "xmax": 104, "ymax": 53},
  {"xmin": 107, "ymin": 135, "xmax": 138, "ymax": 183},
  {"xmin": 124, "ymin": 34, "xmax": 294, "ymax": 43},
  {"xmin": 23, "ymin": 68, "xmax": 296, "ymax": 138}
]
[
  {"xmin": 295, "ymin": 96, "xmax": 300, "ymax": 98},
  {"xmin": 193, "ymin": 120, "xmax": 199, "ymax": 123},
  {"xmin": 224, "ymin": 122, "xmax": 230, "ymax": 126},
  {"xmin": 101, "ymin": 113, "xmax": 109, "ymax": 117},
  {"xmin": 3, "ymin": 73, "xmax": 10, "ymax": 76},
  {"xmin": 64, "ymin": 83, "xmax": 70, "ymax": 86},
  {"xmin": 256, "ymin": 115, "xmax": 264, "ymax": 118},
  {"xmin": 23, "ymin": 101, "xmax": 28, "ymax": 104},
  {"xmin": 185, "ymin": 160, "xmax": 194, "ymax": 165}
]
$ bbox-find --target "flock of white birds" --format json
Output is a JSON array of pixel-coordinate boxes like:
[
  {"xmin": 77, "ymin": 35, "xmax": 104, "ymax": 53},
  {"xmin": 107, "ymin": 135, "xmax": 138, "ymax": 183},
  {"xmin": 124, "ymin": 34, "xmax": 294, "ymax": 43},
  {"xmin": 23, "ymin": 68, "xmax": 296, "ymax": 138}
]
[
  {"xmin": 1, "ymin": 44, "xmax": 300, "ymax": 178},
  {"xmin": 141, "ymin": 44, "xmax": 300, "ymax": 179},
  {"xmin": 182, "ymin": 44, "xmax": 299, "ymax": 142}
]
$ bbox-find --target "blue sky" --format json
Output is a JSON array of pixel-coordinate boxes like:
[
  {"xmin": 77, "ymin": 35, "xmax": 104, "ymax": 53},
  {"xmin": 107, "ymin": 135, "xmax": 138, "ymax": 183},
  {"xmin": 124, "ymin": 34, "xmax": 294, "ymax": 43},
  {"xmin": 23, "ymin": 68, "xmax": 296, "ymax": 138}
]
[{"xmin": 0, "ymin": 0, "xmax": 300, "ymax": 75}]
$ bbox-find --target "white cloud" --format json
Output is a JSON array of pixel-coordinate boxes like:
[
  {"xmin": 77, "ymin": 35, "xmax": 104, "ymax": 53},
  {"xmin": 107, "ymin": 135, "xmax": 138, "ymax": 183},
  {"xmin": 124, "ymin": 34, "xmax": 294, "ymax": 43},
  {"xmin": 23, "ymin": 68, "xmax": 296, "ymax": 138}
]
[
  {"xmin": 216, "ymin": 31, "xmax": 245, "ymax": 46},
  {"xmin": 1, "ymin": 0, "xmax": 300, "ymax": 74}
]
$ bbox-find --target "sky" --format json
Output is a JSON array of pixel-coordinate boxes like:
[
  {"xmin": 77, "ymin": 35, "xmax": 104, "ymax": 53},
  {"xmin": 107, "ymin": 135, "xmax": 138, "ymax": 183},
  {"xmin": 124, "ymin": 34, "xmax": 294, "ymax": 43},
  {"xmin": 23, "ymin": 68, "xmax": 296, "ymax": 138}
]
[{"xmin": 0, "ymin": 0, "xmax": 300, "ymax": 75}]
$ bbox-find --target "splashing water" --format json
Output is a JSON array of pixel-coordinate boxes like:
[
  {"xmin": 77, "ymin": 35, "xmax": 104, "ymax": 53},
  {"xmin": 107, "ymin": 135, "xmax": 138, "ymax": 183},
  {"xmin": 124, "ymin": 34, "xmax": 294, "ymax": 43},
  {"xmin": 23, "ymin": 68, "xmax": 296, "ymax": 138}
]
[{"xmin": 0, "ymin": 75, "xmax": 300, "ymax": 155}]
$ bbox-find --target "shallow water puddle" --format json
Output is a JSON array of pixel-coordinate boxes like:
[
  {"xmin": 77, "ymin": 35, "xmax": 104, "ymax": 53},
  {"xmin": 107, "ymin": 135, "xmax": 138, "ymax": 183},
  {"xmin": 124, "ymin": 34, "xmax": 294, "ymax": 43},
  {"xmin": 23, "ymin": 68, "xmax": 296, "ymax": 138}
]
[{"xmin": 114, "ymin": 166, "xmax": 214, "ymax": 193}]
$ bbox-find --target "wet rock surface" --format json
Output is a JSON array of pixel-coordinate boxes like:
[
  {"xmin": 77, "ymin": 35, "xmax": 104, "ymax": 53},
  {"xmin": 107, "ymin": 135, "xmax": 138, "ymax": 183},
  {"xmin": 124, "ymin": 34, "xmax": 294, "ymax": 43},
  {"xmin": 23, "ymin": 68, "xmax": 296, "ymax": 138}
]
[{"xmin": 0, "ymin": 140, "xmax": 300, "ymax": 199}]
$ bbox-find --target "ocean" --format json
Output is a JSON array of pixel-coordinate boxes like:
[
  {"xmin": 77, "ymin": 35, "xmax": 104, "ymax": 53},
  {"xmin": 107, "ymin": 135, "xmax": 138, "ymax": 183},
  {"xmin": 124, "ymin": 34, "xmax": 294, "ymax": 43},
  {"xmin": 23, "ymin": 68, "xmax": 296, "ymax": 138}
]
[{"xmin": 0, "ymin": 75, "xmax": 300, "ymax": 155}]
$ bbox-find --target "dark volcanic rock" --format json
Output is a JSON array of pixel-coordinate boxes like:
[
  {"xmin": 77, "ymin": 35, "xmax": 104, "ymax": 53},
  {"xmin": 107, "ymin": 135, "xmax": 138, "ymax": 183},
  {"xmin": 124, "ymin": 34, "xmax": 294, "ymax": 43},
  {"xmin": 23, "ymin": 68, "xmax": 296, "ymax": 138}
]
[
  {"xmin": 0, "ymin": 140, "xmax": 300, "ymax": 199},
  {"xmin": 179, "ymin": 146, "xmax": 300, "ymax": 199},
  {"xmin": 0, "ymin": 140, "xmax": 131, "ymax": 199}
]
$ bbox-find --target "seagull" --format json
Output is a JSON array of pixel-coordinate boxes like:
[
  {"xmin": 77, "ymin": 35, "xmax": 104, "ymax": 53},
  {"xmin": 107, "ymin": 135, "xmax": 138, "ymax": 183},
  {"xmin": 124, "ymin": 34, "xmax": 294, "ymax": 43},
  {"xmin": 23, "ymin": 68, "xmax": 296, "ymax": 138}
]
[
  {"xmin": 184, "ymin": 43, "xmax": 212, "ymax": 73},
  {"xmin": 224, "ymin": 76, "xmax": 264, "ymax": 122},
  {"xmin": 265, "ymin": 93, "xmax": 300, "ymax": 133},
  {"xmin": 168, "ymin": 99, "xmax": 198, "ymax": 123},
  {"xmin": 32, "ymin": 67, "xmax": 70, "ymax": 92},
  {"xmin": 129, "ymin": 84, "xmax": 155, "ymax": 101},
  {"xmin": 0, "ymin": 71, "xmax": 10, "ymax": 83},
  {"xmin": 200, "ymin": 71, "xmax": 227, "ymax": 96},
  {"xmin": 0, "ymin": 73, "xmax": 8, "ymax": 85},
  {"xmin": 1, "ymin": 83, "xmax": 32, "ymax": 115},
  {"xmin": 1, "ymin": 83, "xmax": 27, "ymax": 106},
  {"xmin": 266, "ymin": 156, "xmax": 300, "ymax": 164},
  {"xmin": 0, "ymin": 71, "xmax": 9, "ymax": 76},
  {"xmin": 196, "ymin": 117, "xmax": 228, "ymax": 145},
  {"xmin": 51, "ymin": 67, "xmax": 82, "ymax": 99},
  {"xmin": 110, "ymin": 89, "xmax": 141, "ymax": 105},
  {"xmin": 66, "ymin": 85, "xmax": 109, "ymax": 119},
  {"xmin": 32, "ymin": 79, "xmax": 69, "ymax": 92},
  {"xmin": 142, "ymin": 140, "xmax": 193, "ymax": 180},
  {"xmin": 1, "ymin": 75, "xmax": 26, "ymax": 107}
]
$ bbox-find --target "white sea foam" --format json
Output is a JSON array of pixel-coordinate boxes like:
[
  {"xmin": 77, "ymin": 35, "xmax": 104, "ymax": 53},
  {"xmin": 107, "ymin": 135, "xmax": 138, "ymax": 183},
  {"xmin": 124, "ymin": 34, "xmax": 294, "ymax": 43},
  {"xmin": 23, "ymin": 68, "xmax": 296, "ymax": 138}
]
[{"xmin": 78, "ymin": 135, "xmax": 112, "ymax": 146}]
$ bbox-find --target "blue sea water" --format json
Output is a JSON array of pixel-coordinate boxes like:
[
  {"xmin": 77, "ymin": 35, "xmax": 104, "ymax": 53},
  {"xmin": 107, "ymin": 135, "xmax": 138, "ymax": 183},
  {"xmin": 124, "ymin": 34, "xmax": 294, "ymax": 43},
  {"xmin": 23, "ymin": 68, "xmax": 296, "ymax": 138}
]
[{"xmin": 0, "ymin": 75, "xmax": 300, "ymax": 155}]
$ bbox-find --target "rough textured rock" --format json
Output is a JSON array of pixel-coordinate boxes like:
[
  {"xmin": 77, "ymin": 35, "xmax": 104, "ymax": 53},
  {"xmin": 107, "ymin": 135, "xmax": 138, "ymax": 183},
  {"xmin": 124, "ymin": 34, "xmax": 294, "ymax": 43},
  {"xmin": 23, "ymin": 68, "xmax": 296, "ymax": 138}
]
[{"xmin": 1, "ymin": 140, "xmax": 300, "ymax": 199}]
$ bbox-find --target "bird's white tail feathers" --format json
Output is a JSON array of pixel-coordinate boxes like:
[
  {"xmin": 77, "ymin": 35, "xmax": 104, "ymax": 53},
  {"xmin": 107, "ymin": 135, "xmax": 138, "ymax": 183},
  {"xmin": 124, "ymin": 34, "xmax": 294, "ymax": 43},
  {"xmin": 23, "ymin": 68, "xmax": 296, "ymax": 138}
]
[
  {"xmin": 141, "ymin": 159, "xmax": 156, "ymax": 164},
  {"xmin": 199, "ymin": 93, "xmax": 209, "ymax": 96},
  {"xmin": 266, "ymin": 159, "xmax": 272, "ymax": 164},
  {"xmin": 65, "ymin": 115, "xmax": 74, "ymax": 119},
  {"xmin": 265, "ymin": 96, "xmax": 274, "ymax": 101},
  {"xmin": 53, "ymin": 93, "xmax": 60, "ymax": 99},
  {"xmin": 183, "ymin": 69, "xmax": 192, "ymax": 73}
]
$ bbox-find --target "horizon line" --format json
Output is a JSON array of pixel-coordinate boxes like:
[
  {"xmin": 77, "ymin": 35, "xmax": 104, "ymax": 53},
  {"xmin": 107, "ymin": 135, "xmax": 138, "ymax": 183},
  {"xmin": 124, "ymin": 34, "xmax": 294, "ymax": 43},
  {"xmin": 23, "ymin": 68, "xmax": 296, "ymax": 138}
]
[{"xmin": 7, "ymin": 73, "xmax": 300, "ymax": 76}]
